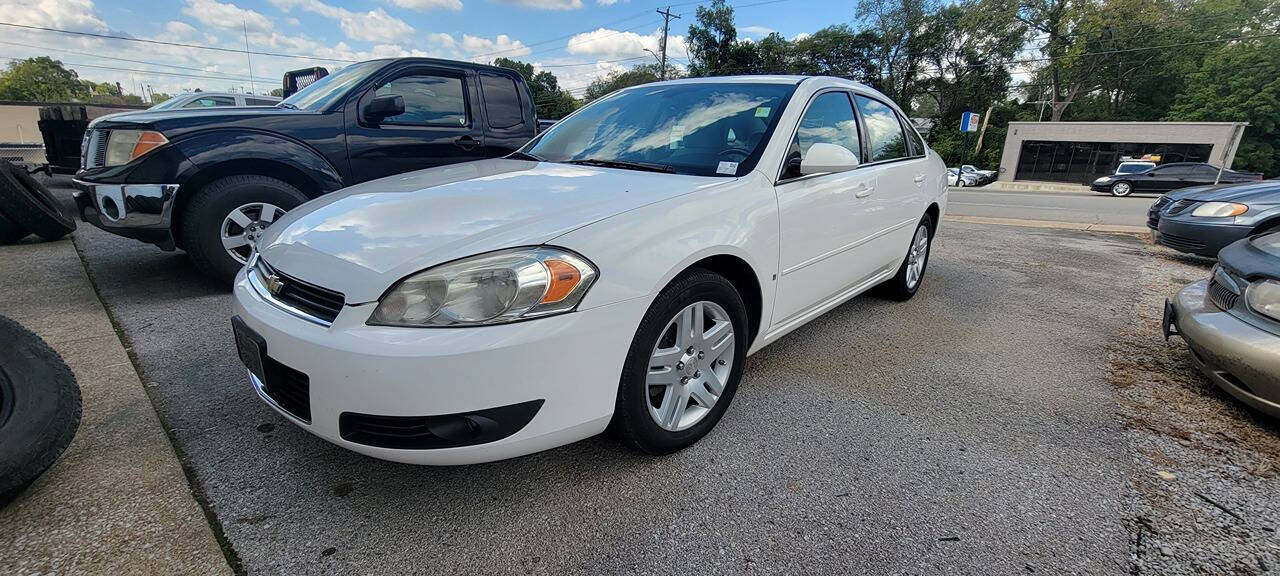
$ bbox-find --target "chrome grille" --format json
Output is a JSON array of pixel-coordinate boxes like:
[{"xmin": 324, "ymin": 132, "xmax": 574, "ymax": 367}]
[
  {"xmin": 254, "ymin": 257, "xmax": 345, "ymax": 324},
  {"xmin": 1208, "ymin": 279, "xmax": 1239, "ymax": 311},
  {"xmin": 1167, "ymin": 199, "xmax": 1198, "ymax": 215},
  {"xmin": 81, "ymin": 129, "xmax": 109, "ymax": 169}
]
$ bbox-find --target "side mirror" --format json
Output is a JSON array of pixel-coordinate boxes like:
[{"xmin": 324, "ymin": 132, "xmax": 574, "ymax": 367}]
[
  {"xmin": 362, "ymin": 95, "xmax": 404, "ymax": 123},
  {"xmin": 800, "ymin": 143, "xmax": 859, "ymax": 176}
]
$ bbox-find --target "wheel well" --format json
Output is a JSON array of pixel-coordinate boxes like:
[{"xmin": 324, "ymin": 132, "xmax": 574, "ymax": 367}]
[
  {"xmin": 688, "ymin": 254, "xmax": 763, "ymax": 348},
  {"xmin": 1252, "ymin": 217, "xmax": 1280, "ymax": 235},
  {"xmin": 925, "ymin": 202, "xmax": 940, "ymax": 233},
  {"xmin": 171, "ymin": 159, "xmax": 322, "ymax": 248}
]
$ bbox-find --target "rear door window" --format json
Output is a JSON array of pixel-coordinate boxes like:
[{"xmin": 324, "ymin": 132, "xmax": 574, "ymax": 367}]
[
  {"xmin": 374, "ymin": 74, "xmax": 468, "ymax": 127},
  {"xmin": 185, "ymin": 95, "xmax": 236, "ymax": 108},
  {"xmin": 479, "ymin": 73, "xmax": 526, "ymax": 129},
  {"xmin": 853, "ymin": 95, "xmax": 907, "ymax": 162}
]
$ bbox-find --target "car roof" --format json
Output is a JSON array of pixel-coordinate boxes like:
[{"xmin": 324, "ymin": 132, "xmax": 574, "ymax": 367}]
[{"xmin": 174, "ymin": 92, "xmax": 279, "ymax": 99}]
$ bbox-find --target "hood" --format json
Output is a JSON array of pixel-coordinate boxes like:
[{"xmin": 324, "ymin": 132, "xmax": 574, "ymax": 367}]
[
  {"xmin": 1166, "ymin": 180, "xmax": 1280, "ymax": 202},
  {"xmin": 1219, "ymin": 231, "xmax": 1280, "ymax": 280},
  {"xmin": 258, "ymin": 159, "xmax": 727, "ymax": 303},
  {"xmin": 91, "ymin": 106, "xmax": 310, "ymax": 131}
]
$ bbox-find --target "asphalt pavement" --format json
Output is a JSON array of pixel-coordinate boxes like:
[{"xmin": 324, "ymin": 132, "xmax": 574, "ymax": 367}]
[
  {"xmin": 949, "ymin": 186, "xmax": 1155, "ymax": 228},
  {"xmin": 64, "ymin": 181, "xmax": 1141, "ymax": 574}
]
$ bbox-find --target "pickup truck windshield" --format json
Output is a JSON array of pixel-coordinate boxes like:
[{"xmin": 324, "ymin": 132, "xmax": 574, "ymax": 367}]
[
  {"xmin": 280, "ymin": 60, "xmax": 384, "ymax": 111},
  {"xmin": 525, "ymin": 82, "xmax": 796, "ymax": 177}
]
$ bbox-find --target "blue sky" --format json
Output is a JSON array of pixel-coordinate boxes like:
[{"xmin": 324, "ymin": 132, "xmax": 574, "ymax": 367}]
[{"xmin": 0, "ymin": 0, "xmax": 852, "ymax": 99}]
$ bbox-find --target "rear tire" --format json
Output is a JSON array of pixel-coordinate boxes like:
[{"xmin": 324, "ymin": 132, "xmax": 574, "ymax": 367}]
[
  {"xmin": 181, "ymin": 175, "xmax": 308, "ymax": 286},
  {"xmin": 612, "ymin": 269, "xmax": 749, "ymax": 455},
  {"xmin": 877, "ymin": 214, "xmax": 933, "ymax": 301},
  {"xmin": 1110, "ymin": 181, "xmax": 1133, "ymax": 197}
]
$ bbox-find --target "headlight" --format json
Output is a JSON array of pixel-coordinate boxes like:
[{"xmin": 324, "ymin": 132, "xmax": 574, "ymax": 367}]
[
  {"xmin": 1245, "ymin": 279, "xmax": 1280, "ymax": 322},
  {"xmin": 1096, "ymin": 176, "xmax": 1113, "ymax": 183},
  {"xmin": 105, "ymin": 130, "xmax": 168, "ymax": 167},
  {"xmin": 368, "ymin": 247, "xmax": 597, "ymax": 327},
  {"xmin": 1190, "ymin": 201, "xmax": 1247, "ymax": 218}
]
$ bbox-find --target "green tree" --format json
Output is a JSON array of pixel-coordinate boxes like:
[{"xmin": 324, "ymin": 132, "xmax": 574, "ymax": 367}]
[
  {"xmin": 1167, "ymin": 36, "xmax": 1280, "ymax": 175},
  {"xmin": 492, "ymin": 57, "xmax": 580, "ymax": 119},
  {"xmin": 269, "ymin": 87, "xmax": 284, "ymax": 97},
  {"xmin": 791, "ymin": 25, "xmax": 881, "ymax": 81},
  {"xmin": 582, "ymin": 63, "xmax": 674, "ymax": 101},
  {"xmin": 856, "ymin": 0, "xmax": 939, "ymax": 110},
  {"xmin": 0, "ymin": 57, "xmax": 89, "ymax": 101},
  {"xmin": 685, "ymin": 0, "xmax": 757, "ymax": 76}
]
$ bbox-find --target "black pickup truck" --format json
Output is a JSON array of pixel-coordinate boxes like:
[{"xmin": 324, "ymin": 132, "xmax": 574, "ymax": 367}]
[{"xmin": 74, "ymin": 57, "xmax": 538, "ymax": 283}]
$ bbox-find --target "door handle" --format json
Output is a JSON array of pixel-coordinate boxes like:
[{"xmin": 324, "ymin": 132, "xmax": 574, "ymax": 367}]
[
  {"xmin": 913, "ymin": 174, "xmax": 926, "ymax": 184},
  {"xmin": 855, "ymin": 186, "xmax": 874, "ymax": 198},
  {"xmin": 454, "ymin": 135, "xmax": 479, "ymax": 150}
]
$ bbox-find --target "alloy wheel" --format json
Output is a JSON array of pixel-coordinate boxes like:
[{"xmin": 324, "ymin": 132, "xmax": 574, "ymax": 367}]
[
  {"xmin": 646, "ymin": 300, "xmax": 736, "ymax": 431},
  {"xmin": 906, "ymin": 224, "xmax": 930, "ymax": 289},
  {"xmin": 221, "ymin": 202, "xmax": 284, "ymax": 264},
  {"xmin": 1112, "ymin": 182, "xmax": 1131, "ymax": 196}
]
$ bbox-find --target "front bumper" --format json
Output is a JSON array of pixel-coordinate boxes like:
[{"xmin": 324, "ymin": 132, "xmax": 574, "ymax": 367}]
[
  {"xmin": 231, "ymin": 266, "xmax": 649, "ymax": 465},
  {"xmin": 1154, "ymin": 217, "xmax": 1251, "ymax": 258},
  {"xmin": 72, "ymin": 180, "xmax": 179, "ymax": 249},
  {"xmin": 1167, "ymin": 280, "xmax": 1280, "ymax": 418}
]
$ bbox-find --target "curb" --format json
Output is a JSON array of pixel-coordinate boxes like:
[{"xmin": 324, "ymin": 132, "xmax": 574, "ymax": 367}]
[{"xmin": 949, "ymin": 215, "xmax": 1149, "ymax": 235}]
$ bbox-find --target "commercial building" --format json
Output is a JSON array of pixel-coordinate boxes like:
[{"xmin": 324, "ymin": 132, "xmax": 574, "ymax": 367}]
[{"xmin": 996, "ymin": 121, "xmax": 1248, "ymax": 184}]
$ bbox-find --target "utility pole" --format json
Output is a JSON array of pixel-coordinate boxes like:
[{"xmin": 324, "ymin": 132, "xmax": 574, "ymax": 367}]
[{"xmin": 655, "ymin": 7, "xmax": 680, "ymax": 80}]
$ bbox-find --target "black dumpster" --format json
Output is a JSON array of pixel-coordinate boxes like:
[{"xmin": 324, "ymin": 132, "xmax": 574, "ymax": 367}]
[{"xmin": 37, "ymin": 106, "xmax": 88, "ymax": 174}]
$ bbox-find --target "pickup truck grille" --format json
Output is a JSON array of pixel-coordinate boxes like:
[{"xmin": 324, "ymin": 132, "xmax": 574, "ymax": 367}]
[{"xmin": 81, "ymin": 129, "xmax": 109, "ymax": 169}]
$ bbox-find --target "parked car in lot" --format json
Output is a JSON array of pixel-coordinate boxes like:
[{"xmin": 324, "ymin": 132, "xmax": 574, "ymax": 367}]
[
  {"xmin": 1147, "ymin": 180, "xmax": 1280, "ymax": 257},
  {"xmin": 1164, "ymin": 231, "xmax": 1280, "ymax": 417},
  {"xmin": 959, "ymin": 164, "xmax": 995, "ymax": 185},
  {"xmin": 73, "ymin": 58, "xmax": 538, "ymax": 283},
  {"xmin": 947, "ymin": 167, "xmax": 979, "ymax": 187},
  {"xmin": 1092, "ymin": 162, "xmax": 1261, "ymax": 197},
  {"xmin": 148, "ymin": 92, "xmax": 281, "ymax": 109},
  {"xmin": 231, "ymin": 76, "xmax": 947, "ymax": 465}
]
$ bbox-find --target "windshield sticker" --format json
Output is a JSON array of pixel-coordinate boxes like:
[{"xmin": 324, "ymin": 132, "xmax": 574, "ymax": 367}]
[
  {"xmin": 755, "ymin": 106, "xmax": 771, "ymax": 118},
  {"xmin": 670, "ymin": 125, "xmax": 685, "ymax": 149},
  {"xmin": 716, "ymin": 161, "xmax": 739, "ymax": 175}
]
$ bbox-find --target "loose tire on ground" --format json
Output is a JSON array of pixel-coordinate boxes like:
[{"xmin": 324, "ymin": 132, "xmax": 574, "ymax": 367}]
[
  {"xmin": 0, "ymin": 161, "xmax": 75, "ymax": 241},
  {"xmin": 181, "ymin": 175, "xmax": 309, "ymax": 285},
  {"xmin": 611, "ymin": 269, "xmax": 749, "ymax": 455},
  {"xmin": 0, "ymin": 315, "xmax": 82, "ymax": 507},
  {"xmin": 0, "ymin": 208, "xmax": 30, "ymax": 244},
  {"xmin": 876, "ymin": 213, "xmax": 934, "ymax": 301}
]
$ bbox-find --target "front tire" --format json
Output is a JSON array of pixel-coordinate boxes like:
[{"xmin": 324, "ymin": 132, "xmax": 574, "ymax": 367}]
[
  {"xmin": 1110, "ymin": 181, "xmax": 1132, "ymax": 197},
  {"xmin": 877, "ymin": 214, "xmax": 933, "ymax": 301},
  {"xmin": 612, "ymin": 269, "xmax": 749, "ymax": 455},
  {"xmin": 181, "ymin": 175, "xmax": 308, "ymax": 285}
]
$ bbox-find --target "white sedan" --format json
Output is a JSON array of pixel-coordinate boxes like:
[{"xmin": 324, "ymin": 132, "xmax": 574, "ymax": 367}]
[{"xmin": 231, "ymin": 76, "xmax": 947, "ymax": 465}]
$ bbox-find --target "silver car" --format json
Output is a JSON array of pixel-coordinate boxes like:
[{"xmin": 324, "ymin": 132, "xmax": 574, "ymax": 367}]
[{"xmin": 1164, "ymin": 231, "xmax": 1280, "ymax": 417}]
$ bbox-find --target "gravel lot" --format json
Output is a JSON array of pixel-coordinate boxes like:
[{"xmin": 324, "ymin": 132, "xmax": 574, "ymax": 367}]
[{"xmin": 46, "ymin": 178, "xmax": 1278, "ymax": 575}]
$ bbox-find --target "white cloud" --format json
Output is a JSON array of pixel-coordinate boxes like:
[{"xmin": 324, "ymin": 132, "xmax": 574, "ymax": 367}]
[
  {"xmin": 493, "ymin": 0, "xmax": 583, "ymax": 10},
  {"xmin": 739, "ymin": 25, "xmax": 776, "ymax": 38},
  {"xmin": 0, "ymin": 0, "xmax": 108, "ymax": 33},
  {"xmin": 182, "ymin": 0, "xmax": 274, "ymax": 33},
  {"xmin": 269, "ymin": 0, "xmax": 415, "ymax": 42},
  {"xmin": 565, "ymin": 27, "xmax": 687, "ymax": 60},
  {"xmin": 793, "ymin": 32, "xmax": 811, "ymax": 41},
  {"xmin": 459, "ymin": 34, "xmax": 530, "ymax": 58},
  {"xmin": 596, "ymin": 0, "xmax": 619, "ymax": 4},
  {"xmin": 387, "ymin": 0, "xmax": 463, "ymax": 11}
]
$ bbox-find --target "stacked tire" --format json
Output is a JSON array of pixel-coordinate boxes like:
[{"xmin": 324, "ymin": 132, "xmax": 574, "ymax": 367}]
[
  {"xmin": 0, "ymin": 316, "xmax": 82, "ymax": 506},
  {"xmin": 0, "ymin": 160, "xmax": 76, "ymax": 245}
]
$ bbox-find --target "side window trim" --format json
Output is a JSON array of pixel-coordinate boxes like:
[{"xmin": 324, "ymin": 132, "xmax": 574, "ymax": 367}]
[
  {"xmin": 775, "ymin": 88, "xmax": 862, "ymax": 185},
  {"xmin": 364, "ymin": 67, "xmax": 473, "ymax": 130},
  {"xmin": 852, "ymin": 92, "xmax": 915, "ymax": 167}
]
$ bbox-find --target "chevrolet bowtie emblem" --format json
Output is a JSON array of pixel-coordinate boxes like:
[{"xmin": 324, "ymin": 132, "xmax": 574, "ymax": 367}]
[{"xmin": 264, "ymin": 274, "xmax": 284, "ymax": 295}]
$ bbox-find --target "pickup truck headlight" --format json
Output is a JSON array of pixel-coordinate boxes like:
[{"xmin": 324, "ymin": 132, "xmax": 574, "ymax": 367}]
[
  {"xmin": 368, "ymin": 247, "xmax": 597, "ymax": 327},
  {"xmin": 1245, "ymin": 279, "xmax": 1280, "ymax": 322},
  {"xmin": 1190, "ymin": 201, "xmax": 1247, "ymax": 218},
  {"xmin": 105, "ymin": 130, "xmax": 168, "ymax": 167}
]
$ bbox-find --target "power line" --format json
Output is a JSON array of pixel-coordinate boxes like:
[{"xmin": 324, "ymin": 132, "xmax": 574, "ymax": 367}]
[
  {"xmin": 0, "ymin": 55, "xmax": 258, "ymax": 83},
  {"xmin": 0, "ymin": 40, "xmax": 258, "ymax": 80},
  {"xmin": 0, "ymin": 21, "xmax": 357, "ymax": 63}
]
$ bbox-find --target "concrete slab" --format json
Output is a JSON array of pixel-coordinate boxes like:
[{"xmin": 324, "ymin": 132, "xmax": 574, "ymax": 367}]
[{"xmin": 0, "ymin": 237, "xmax": 233, "ymax": 576}]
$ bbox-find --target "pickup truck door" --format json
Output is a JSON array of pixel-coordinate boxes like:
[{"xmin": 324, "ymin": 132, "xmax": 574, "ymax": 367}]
[{"xmin": 344, "ymin": 66, "xmax": 487, "ymax": 184}]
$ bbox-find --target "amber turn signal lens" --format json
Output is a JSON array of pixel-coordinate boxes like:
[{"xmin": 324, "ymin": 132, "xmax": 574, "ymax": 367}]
[
  {"xmin": 131, "ymin": 131, "xmax": 168, "ymax": 160},
  {"xmin": 541, "ymin": 259, "xmax": 581, "ymax": 303}
]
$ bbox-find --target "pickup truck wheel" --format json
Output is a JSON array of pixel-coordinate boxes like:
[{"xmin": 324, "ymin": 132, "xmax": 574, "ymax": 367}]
[
  {"xmin": 0, "ymin": 209, "xmax": 30, "ymax": 244},
  {"xmin": 182, "ymin": 175, "xmax": 307, "ymax": 285},
  {"xmin": 0, "ymin": 161, "xmax": 75, "ymax": 241}
]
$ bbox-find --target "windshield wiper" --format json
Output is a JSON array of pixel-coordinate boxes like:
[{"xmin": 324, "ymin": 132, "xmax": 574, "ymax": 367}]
[
  {"xmin": 564, "ymin": 158, "xmax": 675, "ymax": 174},
  {"xmin": 277, "ymin": 102, "xmax": 299, "ymax": 110},
  {"xmin": 507, "ymin": 151, "xmax": 543, "ymax": 161}
]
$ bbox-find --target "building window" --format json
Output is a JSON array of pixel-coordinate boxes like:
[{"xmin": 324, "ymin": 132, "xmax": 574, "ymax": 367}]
[{"xmin": 1014, "ymin": 140, "xmax": 1213, "ymax": 184}]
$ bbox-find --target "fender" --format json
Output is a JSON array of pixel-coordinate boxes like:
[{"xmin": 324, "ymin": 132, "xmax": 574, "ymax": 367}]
[{"xmin": 171, "ymin": 129, "xmax": 346, "ymax": 196}]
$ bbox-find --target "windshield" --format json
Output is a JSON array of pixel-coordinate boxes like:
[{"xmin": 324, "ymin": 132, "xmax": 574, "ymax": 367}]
[
  {"xmin": 280, "ymin": 60, "xmax": 384, "ymax": 111},
  {"xmin": 149, "ymin": 96, "xmax": 187, "ymax": 110},
  {"xmin": 524, "ymin": 82, "xmax": 796, "ymax": 177},
  {"xmin": 1116, "ymin": 164, "xmax": 1152, "ymax": 174}
]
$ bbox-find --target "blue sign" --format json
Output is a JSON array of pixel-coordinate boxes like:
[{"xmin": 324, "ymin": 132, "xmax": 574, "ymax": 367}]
[{"xmin": 960, "ymin": 111, "xmax": 979, "ymax": 133}]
